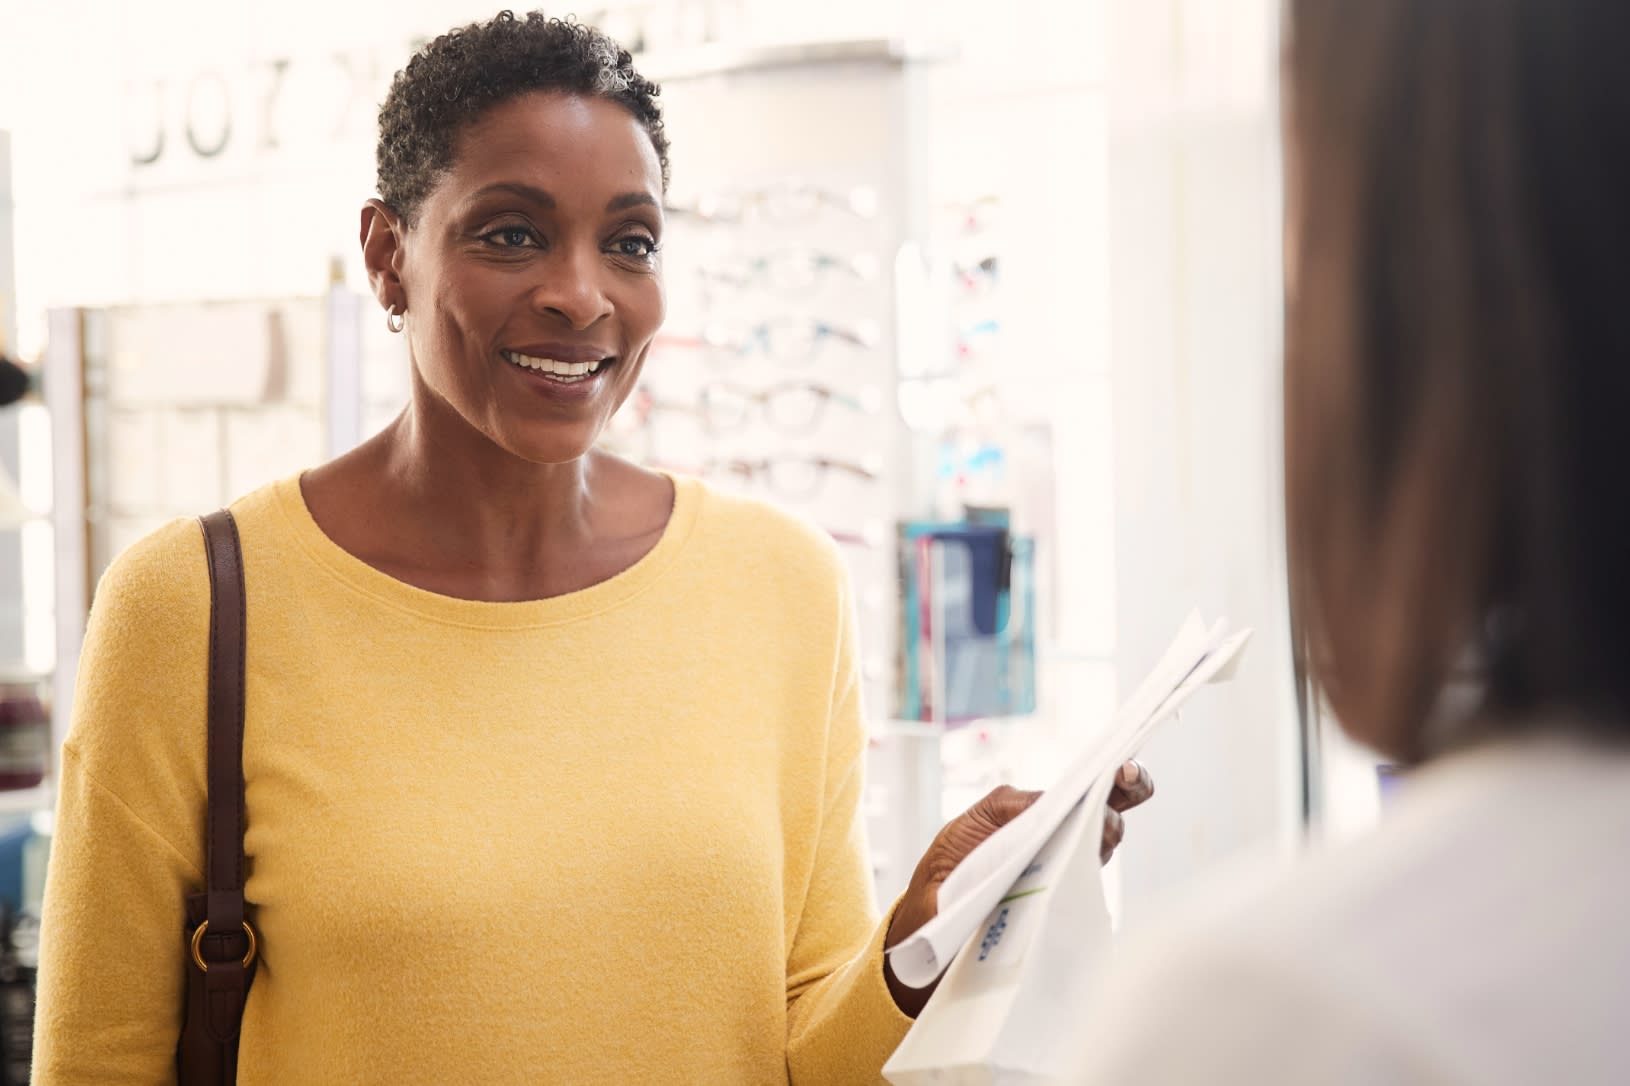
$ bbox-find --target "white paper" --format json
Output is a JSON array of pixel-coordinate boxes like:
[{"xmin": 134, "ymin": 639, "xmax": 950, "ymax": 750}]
[
  {"xmin": 883, "ymin": 793, "xmax": 1116, "ymax": 1084},
  {"xmin": 886, "ymin": 611, "xmax": 1251, "ymax": 989}
]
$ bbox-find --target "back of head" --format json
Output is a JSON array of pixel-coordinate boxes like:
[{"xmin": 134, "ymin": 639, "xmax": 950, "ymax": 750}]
[{"xmin": 1284, "ymin": 0, "xmax": 1630, "ymax": 761}]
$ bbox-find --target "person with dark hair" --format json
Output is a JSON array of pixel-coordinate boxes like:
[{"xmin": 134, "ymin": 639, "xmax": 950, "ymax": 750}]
[
  {"xmin": 30, "ymin": 12, "xmax": 1151, "ymax": 1083},
  {"xmin": 1068, "ymin": 1, "xmax": 1630, "ymax": 1082}
]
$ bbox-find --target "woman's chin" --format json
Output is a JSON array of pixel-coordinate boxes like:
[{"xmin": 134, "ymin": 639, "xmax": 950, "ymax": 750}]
[{"xmin": 497, "ymin": 428, "xmax": 605, "ymax": 468}]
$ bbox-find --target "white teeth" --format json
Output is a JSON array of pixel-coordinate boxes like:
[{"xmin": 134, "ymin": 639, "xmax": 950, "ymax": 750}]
[{"xmin": 502, "ymin": 351, "xmax": 605, "ymax": 377}]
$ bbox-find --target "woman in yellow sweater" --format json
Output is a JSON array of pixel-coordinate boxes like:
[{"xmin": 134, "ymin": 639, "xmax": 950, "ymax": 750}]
[{"xmin": 31, "ymin": 13, "xmax": 1151, "ymax": 1084}]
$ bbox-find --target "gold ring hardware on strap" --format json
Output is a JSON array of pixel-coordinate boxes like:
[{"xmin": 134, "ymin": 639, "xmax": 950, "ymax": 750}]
[{"xmin": 190, "ymin": 920, "xmax": 258, "ymax": 973}]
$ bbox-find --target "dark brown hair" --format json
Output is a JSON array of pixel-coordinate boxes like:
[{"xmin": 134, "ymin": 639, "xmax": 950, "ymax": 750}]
[
  {"xmin": 1284, "ymin": 0, "xmax": 1630, "ymax": 761},
  {"xmin": 376, "ymin": 11, "xmax": 669, "ymax": 223}
]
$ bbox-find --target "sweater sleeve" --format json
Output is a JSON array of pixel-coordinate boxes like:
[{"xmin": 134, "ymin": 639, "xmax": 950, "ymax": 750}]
[
  {"xmin": 33, "ymin": 520, "xmax": 214, "ymax": 1085},
  {"xmin": 783, "ymin": 570, "xmax": 914, "ymax": 1085}
]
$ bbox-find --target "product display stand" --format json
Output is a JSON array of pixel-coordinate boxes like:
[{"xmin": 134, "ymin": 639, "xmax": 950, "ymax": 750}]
[{"xmin": 871, "ymin": 535, "xmax": 1042, "ymax": 899}]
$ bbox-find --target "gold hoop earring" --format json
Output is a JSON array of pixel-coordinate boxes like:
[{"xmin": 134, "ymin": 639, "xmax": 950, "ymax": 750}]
[{"xmin": 386, "ymin": 306, "xmax": 405, "ymax": 334}]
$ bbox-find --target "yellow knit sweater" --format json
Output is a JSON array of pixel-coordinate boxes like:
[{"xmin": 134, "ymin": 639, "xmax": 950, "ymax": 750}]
[{"xmin": 33, "ymin": 474, "xmax": 911, "ymax": 1084}]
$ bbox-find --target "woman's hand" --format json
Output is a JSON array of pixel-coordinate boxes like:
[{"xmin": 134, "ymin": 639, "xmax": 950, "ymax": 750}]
[{"xmin": 883, "ymin": 761, "xmax": 1156, "ymax": 1016}]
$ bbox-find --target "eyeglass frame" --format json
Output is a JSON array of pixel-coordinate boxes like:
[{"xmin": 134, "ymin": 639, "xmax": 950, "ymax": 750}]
[
  {"xmin": 655, "ymin": 318, "xmax": 877, "ymax": 366},
  {"xmin": 698, "ymin": 380, "xmax": 874, "ymax": 435},
  {"xmin": 697, "ymin": 250, "xmax": 880, "ymax": 294},
  {"xmin": 699, "ymin": 454, "xmax": 881, "ymax": 498}
]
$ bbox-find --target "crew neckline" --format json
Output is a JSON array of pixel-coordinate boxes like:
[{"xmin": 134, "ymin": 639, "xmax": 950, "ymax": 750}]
[{"xmin": 269, "ymin": 470, "xmax": 701, "ymax": 629}]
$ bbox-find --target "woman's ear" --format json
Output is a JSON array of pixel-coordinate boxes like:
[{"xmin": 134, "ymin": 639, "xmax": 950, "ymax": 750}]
[{"xmin": 360, "ymin": 199, "xmax": 408, "ymax": 313}]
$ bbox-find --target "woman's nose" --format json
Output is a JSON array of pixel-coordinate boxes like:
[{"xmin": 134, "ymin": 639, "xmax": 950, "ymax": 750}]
[{"xmin": 528, "ymin": 245, "xmax": 613, "ymax": 330}]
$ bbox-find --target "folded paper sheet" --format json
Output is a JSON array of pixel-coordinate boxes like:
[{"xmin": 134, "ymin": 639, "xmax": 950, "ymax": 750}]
[{"xmin": 884, "ymin": 611, "xmax": 1251, "ymax": 1086}]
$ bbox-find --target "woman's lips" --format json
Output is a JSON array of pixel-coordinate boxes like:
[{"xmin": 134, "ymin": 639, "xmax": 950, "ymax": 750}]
[
  {"xmin": 499, "ymin": 349, "xmax": 616, "ymax": 395},
  {"xmin": 501, "ymin": 349, "xmax": 608, "ymax": 379}
]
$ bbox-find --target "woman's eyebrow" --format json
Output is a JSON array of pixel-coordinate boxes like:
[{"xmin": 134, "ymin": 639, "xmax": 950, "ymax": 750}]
[
  {"xmin": 606, "ymin": 192, "xmax": 660, "ymax": 213},
  {"xmin": 466, "ymin": 181, "xmax": 556, "ymax": 208}
]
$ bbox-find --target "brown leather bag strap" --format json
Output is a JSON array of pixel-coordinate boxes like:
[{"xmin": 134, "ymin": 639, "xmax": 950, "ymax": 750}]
[
  {"xmin": 199, "ymin": 509, "xmax": 247, "ymax": 907},
  {"xmin": 193, "ymin": 509, "xmax": 253, "ymax": 1053}
]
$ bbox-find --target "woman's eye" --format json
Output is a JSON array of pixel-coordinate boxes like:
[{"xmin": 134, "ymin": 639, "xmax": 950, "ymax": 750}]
[
  {"xmin": 483, "ymin": 226, "xmax": 538, "ymax": 248},
  {"xmin": 614, "ymin": 235, "xmax": 659, "ymax": 259}
]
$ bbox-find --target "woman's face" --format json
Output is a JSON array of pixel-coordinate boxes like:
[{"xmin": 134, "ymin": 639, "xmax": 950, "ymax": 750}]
[{"xmin": 388, "ymin": 91, "xmax": 666, "ymax": 465}]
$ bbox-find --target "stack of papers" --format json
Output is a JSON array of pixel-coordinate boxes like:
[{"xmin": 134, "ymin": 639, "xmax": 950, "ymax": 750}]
[{"xmin": 886, "ymin": 611, "xmax": 1252, "ymax": 988}]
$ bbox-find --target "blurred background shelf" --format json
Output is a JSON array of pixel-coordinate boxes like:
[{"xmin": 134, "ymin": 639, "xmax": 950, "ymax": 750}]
[{"xmin": 0, "ymin": 786, "xmax": 50, "ymax": 817}]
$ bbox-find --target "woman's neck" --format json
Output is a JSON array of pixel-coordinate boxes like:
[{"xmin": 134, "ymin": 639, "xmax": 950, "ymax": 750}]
[{"xmin": 300, "ymin": 403, "xmax": 672, "ymax": 602}]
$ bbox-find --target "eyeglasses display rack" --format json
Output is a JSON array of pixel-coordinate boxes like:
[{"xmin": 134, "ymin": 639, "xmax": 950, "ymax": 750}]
[{"xmin": 622, "ymin": 41, "xmax": 1066, "ymax": 900}]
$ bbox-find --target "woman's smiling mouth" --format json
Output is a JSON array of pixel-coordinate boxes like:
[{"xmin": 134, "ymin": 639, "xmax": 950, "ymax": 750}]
[{"xmin": 501, "ymin": 349, "xmax": 613, "ymax": 384}]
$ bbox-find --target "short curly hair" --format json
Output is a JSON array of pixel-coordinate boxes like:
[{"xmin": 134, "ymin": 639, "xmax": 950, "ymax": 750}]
[{"xmin": 376, "ymin": 11, "xmax": 670, "ymax": 222}]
